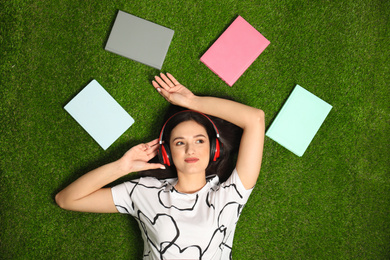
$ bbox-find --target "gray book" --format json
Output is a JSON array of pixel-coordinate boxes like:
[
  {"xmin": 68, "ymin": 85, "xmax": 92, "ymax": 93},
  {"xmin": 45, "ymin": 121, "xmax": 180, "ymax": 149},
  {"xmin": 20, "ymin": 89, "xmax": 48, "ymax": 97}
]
[{"xmin": 105, "ymin": 10, "xmax": 174, "ymax": 70}]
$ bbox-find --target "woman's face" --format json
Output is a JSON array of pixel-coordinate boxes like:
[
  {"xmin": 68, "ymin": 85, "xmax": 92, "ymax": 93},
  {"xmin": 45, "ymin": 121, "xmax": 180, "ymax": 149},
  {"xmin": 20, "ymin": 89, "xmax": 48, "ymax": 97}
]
[{"xmin": 169, "ymin": 120, "xmax": 210, "ymax": 176}]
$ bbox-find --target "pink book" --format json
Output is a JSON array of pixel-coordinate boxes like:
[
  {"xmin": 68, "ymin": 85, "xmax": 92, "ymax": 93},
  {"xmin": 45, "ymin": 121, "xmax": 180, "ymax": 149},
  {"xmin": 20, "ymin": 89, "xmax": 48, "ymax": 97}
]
[{"xmin": 200, "ymin": 16, "xmax": 270, "ymax": 86}]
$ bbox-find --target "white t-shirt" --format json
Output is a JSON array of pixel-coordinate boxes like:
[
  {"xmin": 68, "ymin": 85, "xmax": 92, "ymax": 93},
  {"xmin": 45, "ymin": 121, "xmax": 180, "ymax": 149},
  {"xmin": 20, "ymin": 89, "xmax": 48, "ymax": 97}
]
[{"xmin": 111, "ymin": 168, "xmax": 253, "ymax": 260}]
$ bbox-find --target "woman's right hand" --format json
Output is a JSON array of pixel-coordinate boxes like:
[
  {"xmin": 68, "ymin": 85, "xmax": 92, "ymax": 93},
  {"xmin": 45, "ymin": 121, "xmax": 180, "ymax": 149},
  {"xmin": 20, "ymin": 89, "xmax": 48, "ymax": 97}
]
[
  {"xmin": 55, "ymin": 139, "xmax": 165, "ymax": 213},
  {"xmin": 119, "ymin": 139, "xmax": 165, "ymax": 174},
  {"xmin": 152, "ymin": 73, "xmax": 196, "ymax": 108}
]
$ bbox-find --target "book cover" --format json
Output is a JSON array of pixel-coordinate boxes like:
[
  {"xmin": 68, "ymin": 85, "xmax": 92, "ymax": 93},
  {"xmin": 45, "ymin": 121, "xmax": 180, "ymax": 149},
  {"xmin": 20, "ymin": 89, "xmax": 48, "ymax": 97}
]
[
  {"xmin": 266, "ymin": 85, "xmax": 332, "ymax": 156},
  {"xmin": 105, "ymin": 10, "xmax": 174, "ymax": 70},
  {"xmin": 64, "ymin": 80, "xmax": 134, "ymax": 150},
  {"xmin": 200, "ymin": 16, "xmax": 270, "ymax": 86}
]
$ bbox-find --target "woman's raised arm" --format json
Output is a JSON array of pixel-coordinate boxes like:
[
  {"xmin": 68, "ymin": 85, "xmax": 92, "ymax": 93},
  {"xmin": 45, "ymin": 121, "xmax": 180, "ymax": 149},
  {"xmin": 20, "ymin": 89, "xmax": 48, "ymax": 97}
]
[
  {"xmin": 152, "ymin": 73, "xmax": 265, "ymax": 189},
  {"xmin": 55, "ymin": 139, "xmax": 165, "ymax": 213}
]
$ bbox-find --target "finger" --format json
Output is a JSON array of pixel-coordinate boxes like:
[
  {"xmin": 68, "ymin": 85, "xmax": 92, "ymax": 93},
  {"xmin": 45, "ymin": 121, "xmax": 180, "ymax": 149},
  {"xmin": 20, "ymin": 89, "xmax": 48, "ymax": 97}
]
[
  {"xmin": 152, "ymin": 80, "xmax": 162, "ymax": 91},
  {"xmin": 142, "ymin": 143, "xmax": 150, "ymax": 151},
  {"xmin": 166, "ymin": 73, "xmax": 180, "ymax": 85},
  {"xmin": 146, "ymin": 145, "xmax": 159, "ymax": 155},
  {"xmin": 160, "ymin": 73, "xmax": 175, "ymax": 88},
  {"xmin": 145, "ymin": 163, "xmax": 166, "ymax": 170},
  {"xmin": 152, "ymin": 81, "xmax": 170, "ymax": 99},
  {"xmin": 139, "ymin": 139, "xmax": 158, "ymax": 153},
  {"xmin": 154, "ymin": 75, "xmax": 170, "ymax": 90},
  {"xmin": 145, "ymin": 143, "xmax": 160, "ymax": 157},
  {"xmin": 147, "ymin": 139, "xmax": 159, "ymax": 147},
  {"xmin": 145, "ymin": 150, "xmax": 158, "ymax": 161},
  {"xmin": 157, "ymin": 87, "xmax": 171, "ymax": 102}
]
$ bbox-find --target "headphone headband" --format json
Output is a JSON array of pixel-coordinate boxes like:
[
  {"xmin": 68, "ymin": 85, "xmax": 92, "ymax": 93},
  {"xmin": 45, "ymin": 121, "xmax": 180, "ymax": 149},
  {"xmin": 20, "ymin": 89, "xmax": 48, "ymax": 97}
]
[
  {"xmin": 158, "ymin": 110, "xmax": 220, "ymax": 144},
  {"xmin": 157, "ymin": 110, "xmax": 222, "ymax": 166}
]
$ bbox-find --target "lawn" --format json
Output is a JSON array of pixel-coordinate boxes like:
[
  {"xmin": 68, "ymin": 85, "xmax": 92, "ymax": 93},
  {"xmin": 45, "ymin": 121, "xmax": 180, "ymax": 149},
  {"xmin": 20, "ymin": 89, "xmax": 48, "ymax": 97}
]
[{"xmin": 1, "ymin": 0, "xmax": 389, "ymax": 259}]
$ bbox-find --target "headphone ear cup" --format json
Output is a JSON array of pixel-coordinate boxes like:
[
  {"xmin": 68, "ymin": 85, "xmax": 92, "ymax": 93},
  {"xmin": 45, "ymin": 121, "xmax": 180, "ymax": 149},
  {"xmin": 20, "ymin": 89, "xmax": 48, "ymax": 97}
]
[
  {"xmin": 210, "ymin": 138, "xmax": 223, "ymax": 162},
  {"xmin": 216, "ymin": 138, "xmax": 222, "ymax": 160},
  {"xmin": 157, "ymin": 145, "xmax": 164, "ymax": 165},
  {"xmin": 210, "ymin": 138, "xmax": 216, "ymax": 162},
  {"xmin": 211, "ymin": 138, "xmax": 222, "ymax": 162},
  {"xmin": 158, "ymin": 144, "xmax": 172, "ymax": 166}
]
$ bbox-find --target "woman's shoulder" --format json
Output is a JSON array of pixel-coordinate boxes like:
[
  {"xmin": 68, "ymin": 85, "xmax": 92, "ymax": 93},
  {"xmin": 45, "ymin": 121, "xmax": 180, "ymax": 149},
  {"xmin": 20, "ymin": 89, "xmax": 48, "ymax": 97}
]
[
  {"xmin": 219, "ymin": 168, "xmax": 254, "ymax": 194},
  {"xmin": 207, "ymin": 169, "xmax": 241, "ymax": 189},
  {"xmin": 205, "ymin": 169, "xmax": 253, "ymax": 206}
]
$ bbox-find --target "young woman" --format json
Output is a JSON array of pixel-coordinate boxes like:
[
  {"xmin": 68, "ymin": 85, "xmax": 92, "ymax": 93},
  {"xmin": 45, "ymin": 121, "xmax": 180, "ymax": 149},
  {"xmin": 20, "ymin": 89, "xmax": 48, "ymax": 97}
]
[{"xmin": 55, "ymin": 73, "xmax": 265, "ymax": 259}]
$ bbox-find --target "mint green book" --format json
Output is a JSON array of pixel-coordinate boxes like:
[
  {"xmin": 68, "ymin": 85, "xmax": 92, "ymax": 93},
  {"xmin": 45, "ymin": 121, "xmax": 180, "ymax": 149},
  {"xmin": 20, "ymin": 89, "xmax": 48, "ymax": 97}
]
[
  {"xmin": 266, "ymin": 85, "xmax": 332, "ymax": 156},
  {"xmin": 64, "ymin": 80, "xmax": 134, "ymax": 150}
]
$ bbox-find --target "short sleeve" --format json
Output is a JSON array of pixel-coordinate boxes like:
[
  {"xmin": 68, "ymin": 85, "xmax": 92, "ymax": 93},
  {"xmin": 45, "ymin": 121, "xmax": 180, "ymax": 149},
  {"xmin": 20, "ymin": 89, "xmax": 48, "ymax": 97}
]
[
  {"xmin": 111, "ymin": 180, "xmax": 139, "ymax": 215},
  {"xmin": 221, "ymin": 168, "xmax": 254, "ymax": 204}
]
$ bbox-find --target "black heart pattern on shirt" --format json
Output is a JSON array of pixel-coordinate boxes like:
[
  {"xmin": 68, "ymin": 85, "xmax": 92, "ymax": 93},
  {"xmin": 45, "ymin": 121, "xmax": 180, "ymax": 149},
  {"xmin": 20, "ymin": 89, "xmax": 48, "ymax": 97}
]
[
  {"xmin": 217, "ymin": 202, "xmax": 243, "ymax": 227},
  {"xmin": 137, "ymin": 211, "xmax": 180, "ymax": 255},
  {"xmin": 161, "ymin": 243, "xmax": 202, "ymax": 259},
  {"xmin": 205, "ymin": 183, "xmax": 243, "ymax": 210}
]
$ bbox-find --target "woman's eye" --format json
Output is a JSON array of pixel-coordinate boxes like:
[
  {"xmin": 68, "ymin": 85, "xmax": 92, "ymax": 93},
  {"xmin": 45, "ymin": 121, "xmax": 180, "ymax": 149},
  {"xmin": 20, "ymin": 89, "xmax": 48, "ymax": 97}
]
[
  {"xmin": 175, "ymin": 141, "xmax": 184, "ymax": 146},
  {"xmin": 196, "ymin": 139, "xmax": 205, "ymax": 144}
]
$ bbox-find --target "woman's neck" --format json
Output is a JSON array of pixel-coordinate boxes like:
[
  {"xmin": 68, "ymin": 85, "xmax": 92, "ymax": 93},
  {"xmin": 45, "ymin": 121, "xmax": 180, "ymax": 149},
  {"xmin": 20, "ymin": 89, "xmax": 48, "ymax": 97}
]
[{"xmin": 175, "ymin": 172, "xmax": 207, "ymax": 194}]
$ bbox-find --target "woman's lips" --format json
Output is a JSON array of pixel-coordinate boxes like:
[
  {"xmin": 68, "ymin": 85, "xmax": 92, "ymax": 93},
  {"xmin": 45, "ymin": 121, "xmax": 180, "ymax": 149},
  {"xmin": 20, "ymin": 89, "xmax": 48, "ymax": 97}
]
[{"xmin": 184, "ymin": 158, "xmax": 199, "ymax": 163}]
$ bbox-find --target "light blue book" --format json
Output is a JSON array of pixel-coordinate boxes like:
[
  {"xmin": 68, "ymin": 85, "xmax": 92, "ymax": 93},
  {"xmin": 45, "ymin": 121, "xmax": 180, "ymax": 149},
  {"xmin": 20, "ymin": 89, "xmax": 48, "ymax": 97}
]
[
  {"xmin": 64, "ymin": 80, "xmax": 134, "ymax": 150},
  {"xmin": 266, "ymin": 85, "xmax": 332, "ymax": 156},
  {"xmin": 105, "ymin": 10, "xmax": 174, "ymax": 70}
]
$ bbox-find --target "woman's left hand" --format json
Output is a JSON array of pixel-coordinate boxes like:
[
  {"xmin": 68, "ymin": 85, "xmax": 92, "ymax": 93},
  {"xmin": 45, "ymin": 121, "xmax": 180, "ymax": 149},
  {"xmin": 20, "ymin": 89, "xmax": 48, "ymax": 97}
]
[{"xmin": 152, "ymin": 73, "xmax": 195, "ymax": 107}]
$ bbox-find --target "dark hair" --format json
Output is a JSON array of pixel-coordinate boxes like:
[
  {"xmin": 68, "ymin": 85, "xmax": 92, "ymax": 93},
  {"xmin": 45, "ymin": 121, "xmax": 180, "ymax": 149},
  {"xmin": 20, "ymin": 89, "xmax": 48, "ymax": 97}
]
[{"xmin": 138, "ymin": 105, "xmax": 242, "ymax": 182}]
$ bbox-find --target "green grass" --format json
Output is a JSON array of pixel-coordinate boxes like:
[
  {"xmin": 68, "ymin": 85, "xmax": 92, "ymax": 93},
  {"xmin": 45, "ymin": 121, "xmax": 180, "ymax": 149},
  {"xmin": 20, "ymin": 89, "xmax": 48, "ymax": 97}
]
[{"xmin": 1, "ymin": 0, "xmax": 389, "ymax": 259}]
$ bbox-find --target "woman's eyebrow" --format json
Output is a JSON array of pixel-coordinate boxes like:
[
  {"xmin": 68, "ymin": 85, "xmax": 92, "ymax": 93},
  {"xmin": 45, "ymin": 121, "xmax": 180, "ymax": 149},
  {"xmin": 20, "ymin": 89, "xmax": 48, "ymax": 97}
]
[
  {"xmin": 194, "ymin": 134, "xmax": 207, "ymax": 139},
  {"xmin": 171, "ymin": 134, "xmax": 207, "ymax": 142}
]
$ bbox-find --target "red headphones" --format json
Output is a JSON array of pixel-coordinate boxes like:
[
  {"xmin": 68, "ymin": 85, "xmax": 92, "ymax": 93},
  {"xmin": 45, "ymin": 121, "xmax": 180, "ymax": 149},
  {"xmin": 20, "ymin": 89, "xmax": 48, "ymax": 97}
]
[{"xmin": 158, "ymin": 110, "xmax": 222, "ymax": 166}]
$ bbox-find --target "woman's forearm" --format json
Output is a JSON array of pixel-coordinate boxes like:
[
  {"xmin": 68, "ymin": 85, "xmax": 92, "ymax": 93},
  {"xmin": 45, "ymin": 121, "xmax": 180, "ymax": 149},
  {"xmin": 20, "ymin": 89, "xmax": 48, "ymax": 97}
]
[
  {"xmin": 153, "ymin": 73, "xmax": 264, "ymax": 127},
  {"xmin": 188, "ymin": 95, "xmax": 265, "ymax": 189},
  {"xmin": 188, "ymin": 95, "xmax": 264, "ymax": 129},
  {"xmin": 55, "ymin": 159, "xmax": 127, "ymax": 209},
  {"xmin": 55, "ymin": 140, "xmax": 162, "ymax": 212}
]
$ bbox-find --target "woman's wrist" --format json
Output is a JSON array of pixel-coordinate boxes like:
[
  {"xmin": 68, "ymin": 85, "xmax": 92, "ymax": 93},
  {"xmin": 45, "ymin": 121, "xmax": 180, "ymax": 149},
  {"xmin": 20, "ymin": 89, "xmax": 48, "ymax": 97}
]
[
  {"xmin": 114, "ymin": 158, "xmax": 132, "ymax": 178},
  {"xmin": 187, "ymin": 95, "xmax": 201, "ymax": 111}
]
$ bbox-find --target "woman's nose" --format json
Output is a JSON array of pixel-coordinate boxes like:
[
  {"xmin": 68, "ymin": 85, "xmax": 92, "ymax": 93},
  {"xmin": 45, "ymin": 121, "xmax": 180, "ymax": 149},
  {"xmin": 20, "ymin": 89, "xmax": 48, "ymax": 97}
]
[{"xmin": 185, "ymin": 143, "xmax": 195, "ymax": 154}]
